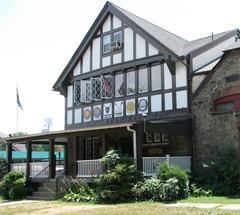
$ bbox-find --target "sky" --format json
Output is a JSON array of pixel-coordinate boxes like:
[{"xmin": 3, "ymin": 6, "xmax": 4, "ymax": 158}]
[{"xmin": 0, "ymin": 0, "xmax": 240, "ymax": 135}]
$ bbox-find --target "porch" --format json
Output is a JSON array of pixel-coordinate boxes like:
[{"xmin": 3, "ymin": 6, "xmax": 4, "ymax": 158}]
[{"xmin": 4, "ymin": 118, "xmax": 193, "ymax": 179}]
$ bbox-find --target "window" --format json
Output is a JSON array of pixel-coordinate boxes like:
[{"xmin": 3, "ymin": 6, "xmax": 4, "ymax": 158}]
[
  {"xmin": 138, "ymin": 68, "xmax": 148, "ymax": 93},
  {"xmin": 216, "ymin": 102, "xmax": 234, "ymax": 112},
  {"xmin": 115, "ymin": 73, "xmax": 124, "ymax": 97},
  {"xmin": 101, "ymin": 75, "xmax": 113, "ymax": 98},
  {"xmin": 213, "ymin": 94, "xmax": 240, "ymax": 113},
  {"xmin": 151, "ymin": 65, "xmax": 161, "ymax": 91},
  {"xmin": 85, "ymin": 137, "xmax": 101, "ymax": 160},
  {"xmin": 74, "ymin": 81, "xmax": 81, "ymax": 104},
  {"xmin": 127, "ymin": 71, "xmax": 135, "ymax": 95},
  {"xmin": 112, "ymin": 31, "xmax": 122, "ymax": 50},
  {"xmin": 91, "ymin": 77, "xmax": 101, "ymax": 101},
  {"xmin": 81, "ymin": 80, "xmax": 91, "ymax": 103},
  {"xmin": 103, "ymin": 34, "xmax": 111, "ymax": 54}
]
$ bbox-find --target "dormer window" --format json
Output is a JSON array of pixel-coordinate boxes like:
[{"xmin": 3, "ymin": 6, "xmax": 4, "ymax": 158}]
[{"xmin": 213, "ymin": 94, "xmax": 240, "ymax": 113}]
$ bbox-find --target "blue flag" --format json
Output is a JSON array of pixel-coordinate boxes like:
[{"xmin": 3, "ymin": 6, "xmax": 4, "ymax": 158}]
[{"xmin": 16, "ymin": 88, "xmax": 23, "ymax": 110}]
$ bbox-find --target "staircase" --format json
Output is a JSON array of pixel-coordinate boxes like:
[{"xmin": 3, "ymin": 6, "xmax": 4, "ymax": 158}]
[{"xmin": 27, "ymin": 179, "xmax": 57, "ymax": 200}]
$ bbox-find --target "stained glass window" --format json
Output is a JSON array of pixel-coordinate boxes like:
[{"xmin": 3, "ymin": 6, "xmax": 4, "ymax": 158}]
[
  {"xmin": 101, "ymin": 75, "xmax": 113, "ymax": 98},
  {"xmin": 115, "ymin": 73, "xmax": 124, "ymax": 97},
  {"xmin": 127, "ymin": 71, "xmax": 135, "ymax": 95}
]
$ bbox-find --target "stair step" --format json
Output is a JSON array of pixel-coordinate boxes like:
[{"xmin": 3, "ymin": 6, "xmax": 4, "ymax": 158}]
[
  {"xmin": 32, "ymin": 191, "xmax": 56, "ymax": 197},
  {"xmin": 26, "ymin": 195, "xmax": 55, "ymax": 200},
  {"xmin": 38, "ymin": 186, "xmax": 56, "ymax": 192}
]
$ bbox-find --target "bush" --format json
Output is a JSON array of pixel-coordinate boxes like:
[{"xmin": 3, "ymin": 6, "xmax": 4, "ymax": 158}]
[
  {"xmin": 0, "ymin": 171, "xmax": 27, "ymax": 200},
  {"xmin": 62, "ymin": 179, "xmax": 96, "ymax": 202},
  {"xmin": 0, "ymin": 158, "xmax": 7, "ymax": 180},
  {"xmin": 132, "ymin": 177, "xmax": 180, "ymax": 202},
  {"xmin": 192, "ymin": 146, "xmax": 240, "ymax": 196},
  {"xmin": 190, "ymin": 183, "xmax": 212, "ymax": 197},
  {"xmin": 97, "ymin": 163, "xmax": 143, "ymax": 203},
  {"xmin": 156, "ymin": 163, "xmax": 189, "ymax": 199}
]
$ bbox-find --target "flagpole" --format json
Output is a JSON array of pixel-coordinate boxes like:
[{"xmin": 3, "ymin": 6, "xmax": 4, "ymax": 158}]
[{"xmin": 16, "ymin": 86, "xmax": 19, "ymax": 133}]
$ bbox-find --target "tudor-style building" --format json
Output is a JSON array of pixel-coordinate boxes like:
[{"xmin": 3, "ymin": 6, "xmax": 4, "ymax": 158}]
[{"xmin": 4, "ymin": 2, "xmax": 240, "ymax": 186}]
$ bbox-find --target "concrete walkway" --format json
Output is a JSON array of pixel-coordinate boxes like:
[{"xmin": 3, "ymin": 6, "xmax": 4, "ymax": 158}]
[
  {"xmin": 0, "ymin": 200, "xmax": 41, "ymax": 207},
  {"xmin": 1, "ymin": 200, "xmax": 240, "ymax": 210},
  {"xmin": 166, "ymin": 202, "xmax": 240, "ymax": 210}
]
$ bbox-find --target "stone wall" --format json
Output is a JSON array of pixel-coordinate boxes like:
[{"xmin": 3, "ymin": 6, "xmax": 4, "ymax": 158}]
[{"xmin": 192, "ymin": 49, "xmax": 240, "ymax": 165}]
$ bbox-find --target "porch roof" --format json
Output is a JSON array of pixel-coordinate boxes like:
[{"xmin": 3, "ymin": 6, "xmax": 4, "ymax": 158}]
[{"xmin": 4, "ymin": 123, "xmax": 133, "ymax": 143}]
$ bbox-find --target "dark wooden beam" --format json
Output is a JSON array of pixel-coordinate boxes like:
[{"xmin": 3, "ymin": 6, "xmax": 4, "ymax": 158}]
[
  {"xmin": 64, "ymin": 144, "xmax": 67, "ymax": 176},
  {"xmin": 135, "ymin": 123, "xmax": 144, "ymax": 171},
  {"xmin": 26, "ymin": 141, "xmax": 32, "ymax": 178},
  {"xmin": 6, "ymin": 143, "xmax": 12, "ymax": 172},
  {"xmin": 49, "ymin": 139, "xmax": 55, "ymax": 178}
]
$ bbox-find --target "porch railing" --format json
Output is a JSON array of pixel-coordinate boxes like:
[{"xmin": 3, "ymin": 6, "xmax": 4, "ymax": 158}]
[
  {"xmin": 143, "ymin": 155, "xmax": 191, "ymax": 176},
  {"xmin": 10, "ymin": 163, "xmax": 27, "ymax": 175},
  {"xmin": 77, "ymin": 159, "xmax": 103, "ymax": 177},
  {"xmin": 30, "ymin": 162, "xmax": 49, "ymax": 178}
]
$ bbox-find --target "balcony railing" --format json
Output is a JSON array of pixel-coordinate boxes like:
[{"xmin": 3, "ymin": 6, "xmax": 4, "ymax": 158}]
[
  {"xmin": 10, "ymin": 163, "xmax": 27, "ymax": 175},
  {"xmin": 77, "ymin": 159, "xmax": 103, "ymax": 177},
  {"xmin": 143, "ymin": 155, "xmax": 191, "ymax": 176},
  {"xmin": 30, "ymin": 162, "xmax": 49, "ymax": 178}
]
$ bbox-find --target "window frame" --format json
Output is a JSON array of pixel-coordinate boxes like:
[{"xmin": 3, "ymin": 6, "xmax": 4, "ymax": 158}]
[
  {"xmin": 126, "ymin": 70, "xmax": 135, "ymax": 95},
  {"xmin": 151, "ymin": 64, "xmax": 162, "ymax": 91},
  {"xmin": 102, "ymin": 34, "xmax": 111, "ymax": 54},
  {"xmin": 138, "ymin": 67, "xmax": 149, "ymax": 93},
  {"xmin": 115, "ymin": 72, "xmax": 124, "ymax": 98}
]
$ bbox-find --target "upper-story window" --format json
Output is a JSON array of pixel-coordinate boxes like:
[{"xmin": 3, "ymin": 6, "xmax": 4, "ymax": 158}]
[
  {"xmin": 91, "ymin": 77, "xmax": 101, "ymax": 101},
  {"xmin": 115, "ymin": 73, "xmax": 124, "ymax": 97},
  {"xmin": 81, "ymin": 80, "xmax": 91, "ymax": 103},
  {"xmin": 112, "ymin": 31, "xmax": 122, "ymax": 51},
  {"xmin": 74, "ymin": 81, "xmax": 81, "ymax": 104},
  {"xmin": 151, "ymin": 65, "xmax": 161, "ymax": 91},
  {"xmin": 102, "ymin": 75, "xmax": 113, "ymax": 98},
  {"xmin": 139, "ymin": 68, "xmax": 148, "ymax": 93},
  {"xmin": 103, "ymin": 34, "xmax": 111, "ymax": 54},
  {"xmin": 102, "ymin": 31, "xmax": 122, "ymax": 54},
  {"xmin": 213, "ymin": 94, "xmax": 240, "ymax": 113},
  {"xmin": 127, "ymin": 70, "xmax": 135, "ymax": 95}
]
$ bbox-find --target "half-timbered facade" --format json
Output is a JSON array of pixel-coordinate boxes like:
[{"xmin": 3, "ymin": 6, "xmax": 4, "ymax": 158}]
[{"xmin": 4, "ymin": 2, "xmax": 240, "ymax": 185}]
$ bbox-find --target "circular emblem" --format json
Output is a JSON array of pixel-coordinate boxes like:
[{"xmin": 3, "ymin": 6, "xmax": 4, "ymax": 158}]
[
  {"xmin": 138, "ymin": 99, "xmax": 148, "ymax": 111},
  {"xmin": 94, "ymin": 107, "xmax": 101, "ymax": 119},
  {"xmin": 127, "ymin": 101, "xmax": 135, "ymax": 114},
  {"xmin": 84, "ymin": 109, "xmax": 91, "ymax": 119}
]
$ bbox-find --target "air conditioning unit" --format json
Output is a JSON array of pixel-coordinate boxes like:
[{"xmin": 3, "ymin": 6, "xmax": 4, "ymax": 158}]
[{"xmin": 111, "ymin": 41, "xmax": 122, "ymax": 51}]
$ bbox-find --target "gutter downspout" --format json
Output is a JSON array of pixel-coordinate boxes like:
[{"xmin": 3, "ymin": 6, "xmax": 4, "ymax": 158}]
[{"xmin": 127, "ymin": 126, "xmax": 137, "ymax": 164}]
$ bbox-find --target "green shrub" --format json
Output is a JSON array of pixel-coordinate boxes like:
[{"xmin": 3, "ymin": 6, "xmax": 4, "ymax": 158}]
[
  {"xmin": 192, "ymin": 146, "xmax": 240, "ymax": 196},
  {"xmin": 0, "ymin": 158, "xmax": 7, "ymax": 179},
  {"xmin": 97, "ymin": 163, "xmax": 143, "ymax": 203},
  {"xmin": 156, "ymin": 163, "xmax": 189, "ymax": 199},
  {"xmin": 132, "ymin": 177, "xmax": 180, "ymax": 202},
  {"xmin": 62, "ymin": 179, "xmax": 96, "ymax": 202},
  {"xmin": 0, "ymin": 171, "xmax": 27, "ymax": 200},
  {"xmin": 190, "ymin": 183, "xmax": 212, "ymax": 197}
]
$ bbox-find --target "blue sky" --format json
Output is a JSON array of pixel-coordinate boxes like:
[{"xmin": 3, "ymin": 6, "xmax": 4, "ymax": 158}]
[{"xmin": 0, "ymin": 0, "xmax": 239, "ymax": 135}]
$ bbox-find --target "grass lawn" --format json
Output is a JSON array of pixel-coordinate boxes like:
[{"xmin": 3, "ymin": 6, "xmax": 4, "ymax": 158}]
[
  {"xmin": 179, "ymin": 196, "xmax": 240, "ymax": 204},
  {"xmin": 0, "ymin": 201, "xmax": 240, "ymax": 215}
]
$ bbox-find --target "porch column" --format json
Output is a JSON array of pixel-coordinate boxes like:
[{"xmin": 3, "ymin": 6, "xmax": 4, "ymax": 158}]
[
  {"xmin": 26, "ymin": 141, "xmax": 32, "ymax": 178},
  {"xmin": 49, "ymin": 139, "xmax": 55, "ymax": 178},
  {"xmin": 135, "ymin": 123, "xmax": 144, "ymax": 171},
  {"xmin": 6, "ymin": 143, "xmax": 12, "ymax": 172},
  {"xmin": 73, "ymin": 136, "xmax": 79, "ymax": 176},
  {"xmin": 63, "ymin": 144, "xmax": 67, "ymax": 175}
]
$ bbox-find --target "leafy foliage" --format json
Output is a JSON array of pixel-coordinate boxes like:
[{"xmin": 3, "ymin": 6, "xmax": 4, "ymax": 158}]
[
  {"xmin": 132, "ymin": 177, "xmax": 180, "ymax": 202},
  {"xmin": 0, "ymin": 157, "xmax": 7, "ymax": 179},
  {"xmin": 62, "ymin": 179, "xmax": 96, "ymax": 202},
  {"xmin": 97, "ymin": 163, "xmax": 143, "ymax": 203},
  {"xmin": 0, "ymin": 171, "xmax": 27, "ymax": 200},
  {"xmin": 156, "ymin": 163, "xmax": 189, "ymax": 199},
  {"xmin": 189, "ymin": 183, "xmax": 212, "ymax": 197},
  {"xmin": 192, "ymin": 146, "xmax": 240, "ymax": 196}
]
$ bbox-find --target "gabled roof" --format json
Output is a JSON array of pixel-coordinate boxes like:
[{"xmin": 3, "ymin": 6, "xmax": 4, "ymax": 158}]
[{"xmin": 53, "ymin": 1, "xmax": 239, "ymax": 91}]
